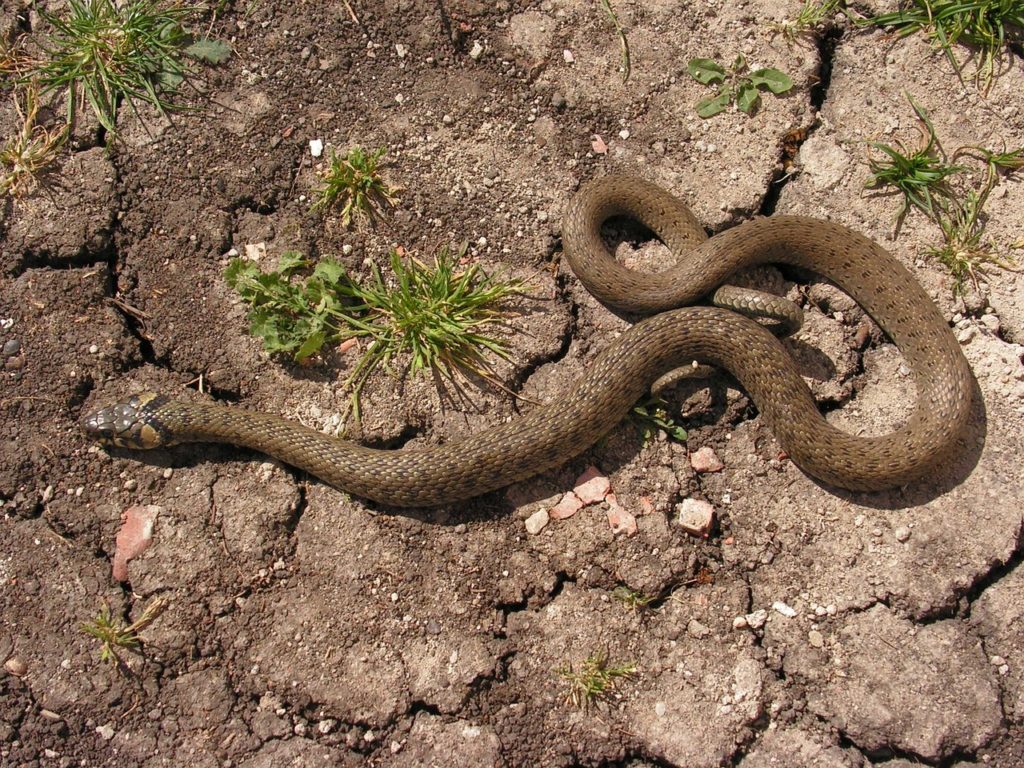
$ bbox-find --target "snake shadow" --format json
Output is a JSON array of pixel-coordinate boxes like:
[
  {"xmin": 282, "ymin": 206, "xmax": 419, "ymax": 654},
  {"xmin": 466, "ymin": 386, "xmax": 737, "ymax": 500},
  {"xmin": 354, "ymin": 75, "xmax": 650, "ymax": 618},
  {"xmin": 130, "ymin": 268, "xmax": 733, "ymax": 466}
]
[{"xmin": 822, "ymin": 372, "xmax": 987, "ymax": 510}]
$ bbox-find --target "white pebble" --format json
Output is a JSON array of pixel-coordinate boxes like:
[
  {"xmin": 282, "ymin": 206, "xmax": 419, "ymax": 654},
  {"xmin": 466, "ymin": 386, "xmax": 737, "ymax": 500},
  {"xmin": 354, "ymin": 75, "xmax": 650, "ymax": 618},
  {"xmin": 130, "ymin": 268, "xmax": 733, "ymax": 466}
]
[
  {"xmin": 772, "ymin": 601, "xmax": 797, "ymax": 618},
  {"xmin": 309, "ymin": 139, "xmax": 324, "ymax": 158},
  {"xmin": 525, "ymin": 508, "xmax": 549, "ymax": 535}
]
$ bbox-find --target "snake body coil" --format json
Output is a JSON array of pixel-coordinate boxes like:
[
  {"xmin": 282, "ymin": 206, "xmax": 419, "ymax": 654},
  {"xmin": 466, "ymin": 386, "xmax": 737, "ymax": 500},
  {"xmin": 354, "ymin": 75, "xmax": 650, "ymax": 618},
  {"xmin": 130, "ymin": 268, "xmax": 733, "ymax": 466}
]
[{"xmin": 82, "ymin": 176, "xmax": 973, "ymax": 506}]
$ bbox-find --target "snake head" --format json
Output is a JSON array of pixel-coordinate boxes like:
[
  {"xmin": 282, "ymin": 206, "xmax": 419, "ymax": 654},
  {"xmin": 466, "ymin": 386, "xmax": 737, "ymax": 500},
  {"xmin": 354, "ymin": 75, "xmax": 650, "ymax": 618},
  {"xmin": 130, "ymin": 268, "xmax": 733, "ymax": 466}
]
[{"xmin": 81, "ymin": 392, "xmax": 171, "ymax": 450}]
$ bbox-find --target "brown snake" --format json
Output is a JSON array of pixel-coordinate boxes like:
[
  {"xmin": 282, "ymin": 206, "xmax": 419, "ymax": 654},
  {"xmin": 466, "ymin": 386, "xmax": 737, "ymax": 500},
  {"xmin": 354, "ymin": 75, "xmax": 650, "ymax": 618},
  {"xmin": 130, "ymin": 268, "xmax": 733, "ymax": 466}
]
[{"xmin": 82, "ymin": 176, "xmax": 973, "ymax": 507}]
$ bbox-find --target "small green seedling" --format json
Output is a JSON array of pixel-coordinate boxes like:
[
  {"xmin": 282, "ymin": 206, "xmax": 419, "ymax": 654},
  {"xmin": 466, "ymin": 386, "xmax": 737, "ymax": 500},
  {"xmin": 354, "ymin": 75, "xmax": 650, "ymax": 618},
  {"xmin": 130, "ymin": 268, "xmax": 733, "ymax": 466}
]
[
  {"xmin": 687, "ymin": 55, "xmax": 793, "ymax": 118},
  {"xmin": 612, "ymin": 585, "xmax": 656, "ymax": 612},
  {"xmin": 312, "ymin": 146, "xmax": 399, "ymax": 227},
  {"xmin": 864, "ymin": 0, "xmax": 1024, "ymax": 92},
  {"xmin": 1, "ymin": 85, "xmax": 67, "ymax": 197},
  {"xmin": 226, "ymin": 245, "xmax": 523, "ymax": 420},
  {"xmin": 597, "ymin": 0, "xmax": 631, "ymax": 81},
  {"xmin": 29, "ymin": 0, "xmax": 229, "ymax": 134},
  {"xmin": 863, "ymin": 95, "xmax": 964, "ymax": 226},
  {"xmin": 82, "ymin": 596, "xmax": 168, "ymax": 668},
  {"xmin": 558, "ymin": 651, "xmax": 637, "ymax": 709},
  {"xmin": 631, "ymin": 395, "xmax": 687, "ymax": 442}
]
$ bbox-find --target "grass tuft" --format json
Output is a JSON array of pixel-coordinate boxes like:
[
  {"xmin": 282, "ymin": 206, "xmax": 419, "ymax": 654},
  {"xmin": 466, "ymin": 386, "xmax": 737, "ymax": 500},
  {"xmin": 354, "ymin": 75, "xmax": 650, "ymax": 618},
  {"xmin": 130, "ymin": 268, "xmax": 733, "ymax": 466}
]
[
  {"xmin": 558, "ymin": 651, "xmax": 636, "ymax": 709},
  {"xmin": 774, "ymin": 0, "xmax": 845, "ymax": 41},
  {"xmin": 82, "ymin": 596, "xmax": 168, "ymax": 668},
  {"xmin": 863, "ymin": 95, "xmax": 963, "ymax": 228},
  {"xmin": 28, "ymin": 0, "xmax": 211, "ymax": 134},
  {"xmin": 863, "ymin": 0, "xmax": 1024, "ymax": 91},
  {"xmin": 225, "ymin": 245, "xmax": 524, "ymax": 420},
  {"xmin": 312, "ymin": 146, "xmax": 399, "ymax": 227},
  {"xmin": 863, "ymin": 94, "xmax": 1022, "ymax": 294},
  {"xmin": 0, "ymin": 35, "xmax": 35, "ymax": 80},
  {"xmin": 1, "ymin": 85, "xmax": 68, "ymax": 197}
]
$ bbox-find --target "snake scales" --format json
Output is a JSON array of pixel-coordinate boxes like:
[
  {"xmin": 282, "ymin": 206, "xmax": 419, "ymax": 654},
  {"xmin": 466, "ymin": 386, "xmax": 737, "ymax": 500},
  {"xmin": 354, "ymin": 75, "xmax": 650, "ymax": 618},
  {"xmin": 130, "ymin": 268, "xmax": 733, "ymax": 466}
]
[{"xmin": 82, "ymin": 176, "xmax": 973, "ymax": 507}]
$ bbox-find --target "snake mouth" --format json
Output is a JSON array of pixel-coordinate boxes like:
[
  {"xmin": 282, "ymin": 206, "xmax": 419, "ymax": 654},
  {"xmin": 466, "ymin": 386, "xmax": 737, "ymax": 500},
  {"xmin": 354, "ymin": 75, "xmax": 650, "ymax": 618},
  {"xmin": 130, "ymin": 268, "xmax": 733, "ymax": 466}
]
[{"xmin": 81, "ymin": 392, "xmax": 170, "ymax": 450}]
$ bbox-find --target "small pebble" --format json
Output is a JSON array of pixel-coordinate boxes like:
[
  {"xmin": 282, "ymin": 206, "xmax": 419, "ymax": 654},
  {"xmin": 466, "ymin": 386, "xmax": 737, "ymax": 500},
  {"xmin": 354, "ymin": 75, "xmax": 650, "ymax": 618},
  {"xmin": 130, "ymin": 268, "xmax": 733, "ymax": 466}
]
[
  {"xmin": 96, "ymin": 723, "xmax": 115, "ymax": 741},
  {"xmin": 808, "ymin": 630, "xmax": 824, "ymax": 648},
  {"xmin": 606, "ymin": 499, "xmax": 637, "ymax": 536},
  {"xmin": 574, "ymin": 466, "xmax": 610, "ymax": 504},
  {"xmin": 894, "ymin": 526, "xmax": 911, "ymax": 542},
  {"xmin": 549, "ymin": 492, "xmax": 583, "ymax": 520},
  {"xmin": 979, "ymin": 314, "xmax": 1000, "ymax": 334},
  {"xmin": 745, "ymin": 609, "xmax": 768, "ymax": 629},
  {"xmin": 309, "ymin": 139, "xmax": 324, "ymax": 157},
  {"xmin": 687, "ymin": 619, "xmax": 711, "ymax": 638},
  {"xmin": 690, "ymin": 446, "xmax": 724, "ymax": 473},
  {"xmin": 2, "ymin": 339, "xmax": 20, "ymax": 357},
  {"xmin": 469, "ymin": 41, "xmax": 484, "ymax": 60},
  {"xmin": 772, "ymin": 601, "xmax": 798, "ymax": 618},
  {"xmin": 525, "ymin": 508, "xmax": 549, "ymax": 535},
  {"xmin": 4, "ymin": 656, "xmax": 27, "ymax": 676},
  {"xmin": 677, "ymin": 498, "xmax": 715, "ymax": 537}
]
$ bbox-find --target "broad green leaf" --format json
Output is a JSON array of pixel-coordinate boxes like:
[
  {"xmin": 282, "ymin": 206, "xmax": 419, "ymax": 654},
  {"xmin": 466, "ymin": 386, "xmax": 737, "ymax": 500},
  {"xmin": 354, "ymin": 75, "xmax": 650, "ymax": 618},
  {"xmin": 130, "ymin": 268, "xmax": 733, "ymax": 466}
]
[
  {"xmin": 277, "ymin": 251, "xmax": 308, "ymax": 275},
  {"xmin": 185, "ymin": 38, "xmax": 233, "ymax": 65},
  {"xmin": 749, "ymin": 68, "xmax": 793, "ymax": 94},
  {"xmin": 687, "ymin": 58, "xmax": 726, "ymax": 85},
  {"xmin": 695, "ymin": 90, "xmax": 732, "ymax": 118},
  {"xmin": 295, "ymin": 330, "xmax": 326, "ymax": 362},
  {"xmin": 312, "ymin": 258, "xmax": 346, "ymax": 285},
  {"xmin": 224, "ymin": 258, "xmax": 257, "ymax": 289},
  {"xmin": 736, "ymin": 83, "xmax": 760, "ymax": 114}
]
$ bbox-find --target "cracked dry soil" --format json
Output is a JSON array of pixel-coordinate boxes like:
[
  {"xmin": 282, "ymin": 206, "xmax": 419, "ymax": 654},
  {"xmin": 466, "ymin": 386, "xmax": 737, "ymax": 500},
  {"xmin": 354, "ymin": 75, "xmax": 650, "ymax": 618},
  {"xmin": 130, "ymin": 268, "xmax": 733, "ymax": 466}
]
[{"xmin": 2, "ymin": 0, "xmax": 1024, "ymax": 766}]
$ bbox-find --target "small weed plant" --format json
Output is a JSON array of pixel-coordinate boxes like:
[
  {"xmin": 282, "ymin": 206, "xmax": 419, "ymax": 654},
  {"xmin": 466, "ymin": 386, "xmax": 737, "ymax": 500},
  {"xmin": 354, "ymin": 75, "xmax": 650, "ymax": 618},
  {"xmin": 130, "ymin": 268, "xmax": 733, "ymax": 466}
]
[
  {"xmin": 558, "ymin": 651, "xmax": 637, "ymax": 709},
  {"xmin": 863, "ymin": 95, "xmax": 964, "ymax": 227},
  {"xmin": 631, "ymin": 395, "xmax": 687, "ymax": 442},
  {"xmin": 29, "ymin": 0, "xmax": 230, "ymax": 134},
  {"xmin": 82, "ymin": 596, "xmax": 168, "ymax": 668},
  {"xmin": 313, "ymin": 146, "xmax": 399, "ymax": 227},
  {"xmin": 597, "ymin": 0, "xmax": 631, "ymax": 81},
  {"xmin": 774, "ymin": 0, "xmax": 845, "ymax": 40},
  {"xmin": 864, "ymin": 0, "xmax": 1024, "ymax": 91},
  {"xmin": 687, "ymin": 55, "xmax": 792, "ymax": 118},
  {"xmin": 225, "ymin": 246, "xmax": 523, "ymax": 419},
  {"xmin": 612, "ymin": 585, "xmax": 656, "ymax": 612},
  {"xmin": 864, "ymin": 95, "xmax": 1022, "ymax": 293},
  {"xmin": 0, "ymin": 35, "xmax": 34, "ymax": 80},
  {"xmin": 1, "ymin": 86, "xmax": 67, "ymax": 197}
]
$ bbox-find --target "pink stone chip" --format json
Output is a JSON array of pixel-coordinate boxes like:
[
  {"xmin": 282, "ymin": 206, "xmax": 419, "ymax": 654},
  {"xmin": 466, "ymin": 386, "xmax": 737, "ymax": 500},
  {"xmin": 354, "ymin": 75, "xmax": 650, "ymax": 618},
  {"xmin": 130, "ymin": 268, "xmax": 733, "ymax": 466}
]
[
  {"xmin": 112, "ymin": 505, "xmax": 160, "ymax": 582},
  {"xmin": 606, "ymin": 495, "xmax": 637, "ymax": 536},
  {"xmin": 677, "ymin": 498, "xmax": 715, "ymax": 538},
  {"xmin": 574, "ymin": 466, "xmax": 610, "ymax": 505},
  {"xmin": 549, "ymin": 492, "xmax": 584, "ymax": 520},
  {"xmin": 690, "ymin": 446, "xmax": 724, "ymax": 473},
  {"xmin": 638, "ymin": 496, "xmax": 655, "ymax": 516}
]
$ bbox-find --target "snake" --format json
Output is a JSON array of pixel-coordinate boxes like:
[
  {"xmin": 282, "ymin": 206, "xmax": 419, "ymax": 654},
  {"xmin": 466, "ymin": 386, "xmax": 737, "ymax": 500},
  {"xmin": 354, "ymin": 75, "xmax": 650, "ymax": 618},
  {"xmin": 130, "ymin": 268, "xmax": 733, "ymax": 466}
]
[{"xmin": 81, "ymin": 175, "xmax": 973, "ymax": 507}]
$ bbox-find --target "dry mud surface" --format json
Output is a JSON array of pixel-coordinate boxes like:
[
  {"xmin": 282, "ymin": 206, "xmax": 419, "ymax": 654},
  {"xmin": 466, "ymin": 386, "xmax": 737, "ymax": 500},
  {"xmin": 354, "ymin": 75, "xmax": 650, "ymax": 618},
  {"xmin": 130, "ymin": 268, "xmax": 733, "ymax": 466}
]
[{"xmin": 2, "ymin": 1, "xmax": 1024, "ymax": 766}]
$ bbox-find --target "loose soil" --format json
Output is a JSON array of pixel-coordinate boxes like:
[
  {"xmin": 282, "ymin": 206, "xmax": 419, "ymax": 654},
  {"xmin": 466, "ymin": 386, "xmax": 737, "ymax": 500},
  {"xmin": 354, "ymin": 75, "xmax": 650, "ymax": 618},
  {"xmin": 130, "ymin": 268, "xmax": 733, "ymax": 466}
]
[{"xmin": 2, "ymin": 1, "xmax": 1024, "ymax": 766}]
